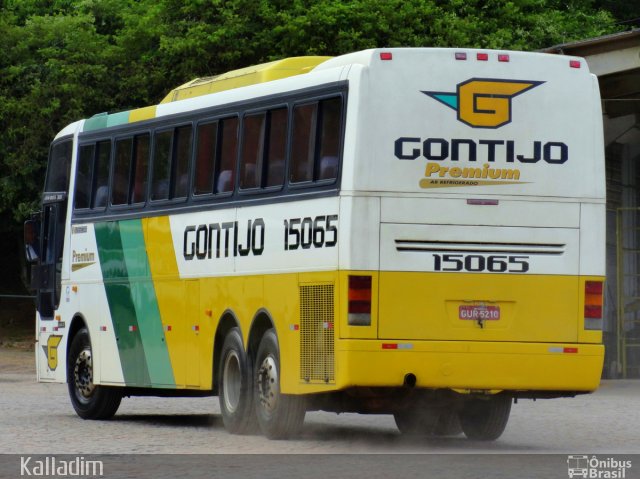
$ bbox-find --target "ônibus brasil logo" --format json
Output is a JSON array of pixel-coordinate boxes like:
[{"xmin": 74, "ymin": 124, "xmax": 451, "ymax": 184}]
[{"xmin": 422, "ymin": 78, "xmax": 544, "ymax": 129}]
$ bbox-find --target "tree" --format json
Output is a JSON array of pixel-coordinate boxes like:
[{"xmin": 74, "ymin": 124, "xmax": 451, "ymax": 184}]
[{"xmin": 0, "ymin": 0, "xmax": 622, "ymax": 294}]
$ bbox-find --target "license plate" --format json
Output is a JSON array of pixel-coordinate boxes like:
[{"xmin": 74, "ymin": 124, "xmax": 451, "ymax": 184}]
[{"xmin": 459, "ymin": 305, "xmax": 500, "ymax": 321}]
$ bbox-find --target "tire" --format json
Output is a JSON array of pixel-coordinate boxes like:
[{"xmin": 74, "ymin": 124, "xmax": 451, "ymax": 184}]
[
  {"xmin": 433, "ymin": 409, "xmax": 463, "ymax": 436},
  {"xmin": 254, "ymin": 329, "xmax": 306, "ymax": 439},
  {"xmin": 394, "ymin": 407, "xmax": 462, "ymax": 437},
  {"xmin": 67, "ymin": 328, "xmax": 121, "ymax": 420},
  {"xmin": 459, "ymin": 395, "xmax": 511, "ymax": 441},
  {"xmin": 218, "ymin": 328, "xmax": 258, "ymax": 434}
]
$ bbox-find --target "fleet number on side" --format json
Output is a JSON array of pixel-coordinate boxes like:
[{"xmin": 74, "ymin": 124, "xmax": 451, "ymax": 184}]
[{"xmin": 182, "ymin": 214, "xmax": 339, "ymax": 260}]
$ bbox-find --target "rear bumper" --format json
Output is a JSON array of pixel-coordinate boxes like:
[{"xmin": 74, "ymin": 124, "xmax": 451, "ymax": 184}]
[{"xmin": 333, "ymin": 340, "xmax": 604, "ymax": 393}]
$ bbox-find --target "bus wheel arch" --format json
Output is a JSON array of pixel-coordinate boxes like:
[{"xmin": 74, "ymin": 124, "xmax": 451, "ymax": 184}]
[
  {"xmin": 66, "ymin": 320, "xmax": 121, "ymax": 420},
  {"xmin": 66, "ymin": 314, "xmax": 88, "ymax": 363}
]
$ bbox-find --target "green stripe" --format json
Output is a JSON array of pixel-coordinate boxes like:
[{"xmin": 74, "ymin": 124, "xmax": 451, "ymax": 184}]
[
  {"xmin": 119, "ymin": 220, "xmax": 175, "ymax": 387},
  {"xmin": 83, "ymin": 111, "xmax": 130, "ymax": 132},
  {"xmin": 95, "ymin": 221, "xmax": 151, "ymax": 387}
]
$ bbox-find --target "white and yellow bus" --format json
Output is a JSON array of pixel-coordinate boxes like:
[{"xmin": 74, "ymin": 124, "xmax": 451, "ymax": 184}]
[{"xmin": 25, "ymin": 48, "xmax": 605, "ymax": 440}]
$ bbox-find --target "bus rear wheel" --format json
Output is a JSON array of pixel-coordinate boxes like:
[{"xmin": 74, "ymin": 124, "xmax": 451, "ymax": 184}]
[
  {"xmin": 254, "ymin": 329, "xmax": 305, "ymax": 439},
  {"xmin": 459, "ymin": 395, "xmax": 511, "ymax": 441},
  {"xmin": 394, "ymin": 407, "xmax": 462, "ymax": 436},
  {"xmin": 67, "ymin": 328, "xmax": 121, "ymax": 420},
  {"xmin": 218, "ymin": 327, "xmax": 258, "ymax": 434}
]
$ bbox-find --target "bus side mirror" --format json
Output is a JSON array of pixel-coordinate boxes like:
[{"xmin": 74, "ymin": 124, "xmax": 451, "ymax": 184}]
[{"xmin": 24, "ymin": 218, "xmax": 40, "ymax": 263}]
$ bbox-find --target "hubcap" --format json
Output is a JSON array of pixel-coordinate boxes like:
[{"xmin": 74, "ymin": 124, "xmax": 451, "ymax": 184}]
[
  {"xmin": 222, "ymin": 351, "xmax": 241, "ymax": 413},
  {"xmin": 74, "ymin": 349, "xmax": 95, "ymax": 400},
  {"xmin": 257, "ymin": 355, "xmax": 278, "ymax": 414}
]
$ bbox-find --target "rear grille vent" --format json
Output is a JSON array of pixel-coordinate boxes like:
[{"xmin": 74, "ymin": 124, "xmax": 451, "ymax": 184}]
[
  {"xmin": 299, "ymin": 284, "xmax": 335, "ymax": 383},
  {"xmin": 395, "ymin": 239, "xmax": 565, "ymax": 256}
]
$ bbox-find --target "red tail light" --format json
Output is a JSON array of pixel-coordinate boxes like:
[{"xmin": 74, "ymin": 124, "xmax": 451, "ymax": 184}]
[
  {"xmin": 348, "ymin": 275, "xmax": 371, "ymax": 326},
  {"xmin": 584, "ymin": 281, "xmax": 603, "ymax": 328}
]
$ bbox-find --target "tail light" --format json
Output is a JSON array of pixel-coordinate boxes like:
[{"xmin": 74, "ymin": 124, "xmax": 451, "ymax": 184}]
[
  {"xmin": 348, "ymin": 275, "xmax": 371, "ymax": 326},
  {"xmin": 584, "ymin": 281, "xmax": 603, "ymax": 330}
]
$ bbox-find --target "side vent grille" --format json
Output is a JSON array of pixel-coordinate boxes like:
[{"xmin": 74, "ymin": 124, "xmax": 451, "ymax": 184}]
[{"xmin": 299, "ymin": 284, "xmax": 335, "ymax": 383}]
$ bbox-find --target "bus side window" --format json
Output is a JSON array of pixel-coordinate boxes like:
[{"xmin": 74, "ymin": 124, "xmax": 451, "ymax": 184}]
[
  {"xmin": 92, "ymin": 140, "xmax": 111, "ymax": 209},
  {"xmin": 317, "ymin": 97, "xmax": 342, "ymax": 181},
  {"xmin": 240, "ymin": 112, "xmax": 266, "ymax": 190},
  {"xmin": 74, "ymin": 145, "xmax": 94, "ymax": 210},
  {"xmin": 215, "ymin": 117, "xmax": 238, "ymax": 194},
  {"xmin": 194, "ymin": 121, "xmax": 218, "ymax": 196},
  {"xmin": 265, "ymin": 107, "xmax": 287, "ymax": 188},
  {"xmin": 173, "ymin": 125, "xmax": 192, "ymax": 199},
  {"xmin": 151, "ymin": 130, "xmax": 172, "ymax": 201},
  {"xmin": 131, "ymin": 134, "xmax": 150, "ymax": 204},
  {"xmin": 112, "ymin": 138, "xmax": 133, "ymax": 206},
  {"xmin": 290, "ymin": 103, "xmax": 317, "ymax": 184}
]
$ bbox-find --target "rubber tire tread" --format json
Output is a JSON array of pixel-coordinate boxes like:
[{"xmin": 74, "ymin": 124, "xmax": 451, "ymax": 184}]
[
  {"xmin": 67, "ymin": 328, "xmax": 121, "ymax": 420},
  {"xmin": 254, "ymin": 329, "xmax": 306, "ymax": 439},
  {"xmin": 459, "ymin": 395, "xmax": 511, "ymax": 441},
  {"xmin": 394, "ymin": 408, "xmax": 462, "ymax": 437},
  {"xmin": 218, "ymin": 327, "xmax": 258, "ymax": 434}
]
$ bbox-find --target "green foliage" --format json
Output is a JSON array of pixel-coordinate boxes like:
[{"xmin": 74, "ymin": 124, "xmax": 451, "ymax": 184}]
[{"xmin": 0, "ymin": 0, "xmax": 622, "ymax": 238}]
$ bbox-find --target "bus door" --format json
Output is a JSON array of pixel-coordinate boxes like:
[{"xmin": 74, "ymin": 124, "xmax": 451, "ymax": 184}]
[
  {"xmin": 32, "ymin": 194, "xmax": 68, "ymax": 319},
  {"xmin": 26, "ymin": 139, "xmax": 72, "ymax": 320},
  {"xmin": 25, "ymin": 140, "xmax": 71, "ymax": 380}
]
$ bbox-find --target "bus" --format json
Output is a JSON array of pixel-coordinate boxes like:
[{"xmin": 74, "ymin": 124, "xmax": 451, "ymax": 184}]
[{"xmin": 25, "ymin": 48, "xmax": 605, "ymax": 441}]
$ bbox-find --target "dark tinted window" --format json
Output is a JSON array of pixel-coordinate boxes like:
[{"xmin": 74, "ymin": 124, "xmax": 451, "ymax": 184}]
[
  {"xmin": 240, "ymin": 113, "xmax": 265, "ymax": 190},
  {"xmin": 317, "ymin": 97, "xmax": 341, "ymax": 181},
  {"xmin": 265, "ymin": 108, "xmax": 287, "ymax": 188},
  {"xmin": 290, "ymin": 103, "xmax": 317, "ymax": 183},
  {"xmin": 173, "ymin": 126, "xmax": 192, "ymax": 199},
  {"xmin": 74, "ymin": 145, "xmax": 94, "ymax": 210},
  {"xmin": 194, "ymin": 122, "xmax": 218, "ymax": 196},
  {"xmin": 151, "ymin": 130, "xmax": 172, "ymax": 201},
  {"xmin": 290, "ymin": 97, "xmax": 342, "ymax": 184},
  {"xmin": 92, "ymin": 140, "xmax": 111, "ymax": 209},
  {"xmin": 215, "ymin": 117, "xmax": 238, "ymax": 194},
  {"xmin": 131, "ymin": 134, "xmax": 150, "ymax": 204},
  {"xmin": 45, "ymin": 140, "xmax": 72, "ymax": 192},
  {"xmin": 112, "ymin": 138, "xmax": 132, "ymax": 206}
]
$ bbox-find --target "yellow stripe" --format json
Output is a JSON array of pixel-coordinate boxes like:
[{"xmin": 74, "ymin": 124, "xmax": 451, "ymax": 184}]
[
  {"xmin": 129, "ymin": 105, "xmax": 157, "ymax": 123},
  {"xmin": 143, "ymin": 216, "xmax": 205, "ymax": 388}
]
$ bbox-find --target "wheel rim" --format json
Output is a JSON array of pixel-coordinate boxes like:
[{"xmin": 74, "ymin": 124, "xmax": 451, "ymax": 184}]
[
  {"xmin": 73, "ymin": 348, "xmax": 95, "ymax": 402},
  {"xmin": 257, "ymin": 355, "xmax": 279, "ymax": 415},
  {"xmin": 222, "ymin": 350, "xmax": 242, "ymax": 413}
]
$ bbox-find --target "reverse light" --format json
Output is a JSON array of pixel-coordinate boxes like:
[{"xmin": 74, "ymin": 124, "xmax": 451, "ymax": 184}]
[
  {"xmin": 348, "ymin": 275, "xmax": 372, "ymax": 326},
  {"xmin": 584, "ymin": 281, "xmax": 603, "ymax": 329}
]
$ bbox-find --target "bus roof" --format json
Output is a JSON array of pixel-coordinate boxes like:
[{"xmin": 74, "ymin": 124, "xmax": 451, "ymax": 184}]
[{"xmin": 159, "ymin": 56, "xmax": 332, "ymax": 103}]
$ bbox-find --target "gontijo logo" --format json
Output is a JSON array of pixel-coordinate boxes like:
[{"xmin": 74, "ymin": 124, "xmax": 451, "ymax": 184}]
[{"xmin": 422, "ymin": 78, "xmax": 544, "ymax": 128}]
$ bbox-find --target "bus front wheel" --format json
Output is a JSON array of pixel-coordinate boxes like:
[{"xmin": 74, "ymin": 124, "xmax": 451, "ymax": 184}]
[
  {"xmin": 218, "ymin": 327, "xmax": 257, "ymax": 434},
  {"xmin": 254, "ymin": 329, "xmax": 305, "ymax": 439},
  {"xmin": 67, "ymin": 328, "xmax": 121, "ymax": 420},
  {"xmin": 459, "ymin": 395, "xmax": 511, "ymax": 441}
]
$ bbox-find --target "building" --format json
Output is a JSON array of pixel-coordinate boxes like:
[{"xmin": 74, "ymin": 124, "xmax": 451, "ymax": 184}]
[{"xmin": 545, "ymin": 29, "xmax": 640, "ymax": 378}]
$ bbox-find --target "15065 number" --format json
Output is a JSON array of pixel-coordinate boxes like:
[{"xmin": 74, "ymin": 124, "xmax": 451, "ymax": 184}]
[
  {"xmin": 433, "ymin": 254, "xmax": 529, "ymax": 273},
  {"xmin": 284, "ymin": 215, "xmax": 338, "ymax": 250}
]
